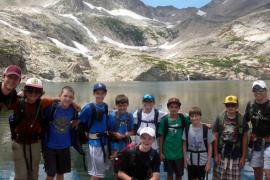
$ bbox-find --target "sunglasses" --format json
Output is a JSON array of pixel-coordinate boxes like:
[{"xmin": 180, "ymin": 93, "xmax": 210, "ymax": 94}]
[
  {"xmin": 225, "ymin": 103, "xmax": 237, "ymax": 108},
  {"xmin": 24, "ymin": 88, "xmax": 43, "ymax": 94}
]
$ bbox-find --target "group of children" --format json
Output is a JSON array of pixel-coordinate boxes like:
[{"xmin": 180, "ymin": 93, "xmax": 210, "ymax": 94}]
[{"xmin": 1, "ymin": 65, "xmax": 270, "ymax": 180}]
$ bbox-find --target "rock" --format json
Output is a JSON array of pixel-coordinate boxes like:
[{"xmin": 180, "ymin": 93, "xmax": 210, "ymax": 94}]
[
  {"xmin": 39, "ymin": 69, "xmax": 55, "ymax": 80},
  {"xmin": 73, "ymin": 74, "xmax": 89, "ymax": 82},
  {"xmin": 60, "ymin": 72, "xmax": 69, "ymax": 78}
]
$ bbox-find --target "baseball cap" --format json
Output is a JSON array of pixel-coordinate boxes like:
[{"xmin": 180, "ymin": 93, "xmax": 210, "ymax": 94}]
[
  {"xmin": 224, "ymin": 95, "xmax": 238, "ymax": 104},
  {"xmin": 167, "ymin": 97, "xmax": 181, "ymax": 107},
  {"xmin": 142, "ymin": 94, "xmax": 155, "ymax": 102},
  {"xmin": 4, "ymin": 65, "xmax": 21, "ymax": 77},
  {"xmin": 252, "ymin": 80, "xmax": 267, "ymax": 91},
  {"xmin": 25, "ymin": 78, "xmax": 43, "ymax": 89},
  {"xmin": 139, "ymin": 127, "xmax": 155, "ymax": 137},
  {"xmin": 93, "ymin": 83, "xmax": 107, "ymax": 92}
]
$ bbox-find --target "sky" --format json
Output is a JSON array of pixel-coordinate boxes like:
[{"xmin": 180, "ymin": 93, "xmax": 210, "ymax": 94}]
[{"xmin": 141, "ymin": 0, "xmax": 212, "ymax": 9}]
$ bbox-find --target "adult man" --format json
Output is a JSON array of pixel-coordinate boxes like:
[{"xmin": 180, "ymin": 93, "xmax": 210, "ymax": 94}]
[
  {"xmin": 244, "ymin": 80, "xmax": 270, "ymax": 180},
  {"xmin": 0, "ymin": 65, "xmax": 21, "ymax": 111}
]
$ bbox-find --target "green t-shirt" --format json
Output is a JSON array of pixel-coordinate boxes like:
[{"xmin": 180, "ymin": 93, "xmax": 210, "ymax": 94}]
[{"xmin": 158, "ymin": 114, "xmax": 190, "ymax": 160}]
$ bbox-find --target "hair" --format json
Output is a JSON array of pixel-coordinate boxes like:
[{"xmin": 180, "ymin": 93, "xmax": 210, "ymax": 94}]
[
  {"xmin": 115, "ymin": 94, "xmax": 129, "ymax": 105},
  {"xmin": 60, "ymin": 86, "xmax": 75, "ymax": 96},
  {"xmin": 189, "ymin": 106, "xmax": 202, "ymax": 116}
]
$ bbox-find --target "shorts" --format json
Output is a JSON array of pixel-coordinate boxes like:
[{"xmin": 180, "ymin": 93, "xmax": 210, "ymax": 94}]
[
  {"xmin": 213, "ymin": 157, "xmax": 240, "ymax": 180},
  {"xmin": 87, "ymin": 145, "xmax": 109, "ymax": 178},
  {"xmin": 44, "ymin": 147, "xmax": 71, "ymax": 176},
  {"xmin": 164, "ymin": 159, "xmax": 184, "ymax": 176},
  {"xmin": 187, "ymin": 165, "xmax": 206, "ymax": 180},
  {"xmin": 249, "ymin": 145, "xmax": 270, "ymax": 169}
]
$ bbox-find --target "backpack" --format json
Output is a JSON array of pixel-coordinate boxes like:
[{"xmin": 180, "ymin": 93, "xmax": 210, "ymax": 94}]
[
  {"xmin": 135, "ymin": 108, "xmax": 159, "ymax": 135},
  {"xmin": 162, "ymin": 113, "xmax": 186, "ymax": 140},
  {"xmin": 113, "ymin": 144, "xmax": 156, "ymax": 176},
  {"xmin": 9, "ymin": 97, "xmax": 42, "ymax": 140}
]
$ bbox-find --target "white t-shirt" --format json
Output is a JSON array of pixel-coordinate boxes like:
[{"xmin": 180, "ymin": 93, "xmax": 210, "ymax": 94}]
[
  {"xmin": 182, "ymin": 124, "xmax": 214, "ymax": 166},
  {"xmin": 133, "ymin": 108, "xmax": 167, "ymax": 150}
]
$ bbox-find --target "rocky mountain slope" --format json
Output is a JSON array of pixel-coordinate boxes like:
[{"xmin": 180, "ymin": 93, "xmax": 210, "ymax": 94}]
[{"xmin": 0, "ymin": 0, "xmax": 269, "ymax": 81}]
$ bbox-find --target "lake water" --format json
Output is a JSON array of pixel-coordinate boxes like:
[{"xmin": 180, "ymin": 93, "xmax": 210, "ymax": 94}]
[{"xmin": 0, "ymin": 80, "xmax": 268, "ymax": 179}]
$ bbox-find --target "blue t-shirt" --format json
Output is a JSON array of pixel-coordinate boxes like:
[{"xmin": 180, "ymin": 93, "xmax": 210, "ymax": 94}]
[
  {"xmin": 108, "ymin": 111, "xmax": 134, "ymax": 151},
  {"xmin": 45, "ymin": 103, "xmax": 75, "ymax": 149},
  {"xmin": 79, "ymin": 102, "xmax": 108, "ymax": 147}
]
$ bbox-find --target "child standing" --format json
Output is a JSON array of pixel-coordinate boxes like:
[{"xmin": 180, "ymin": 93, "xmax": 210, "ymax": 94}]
[
  {"xmin": 133, "ymin": 94, "xmax": 166, "ymax": 150},
  {"xmin": 213, "ymin": 95, "xmax": 248, "ymax": 180},
  {"xmin": 108, "ymin": 94, "xmax": 134, "ymax": 159},
  {"xmin": 159, "ymin": 97, "xmax": 190, "ymax": 180},
  {"xmin": 183, "ymin": 106, "xmax": 214, "ymax": 180},
  {"xmin": 79, "ymin": 83, "xmax": 109, "ymax": 179},
  {"xmin": 43, "ymin": 86, "xmax": 79, "ymax": 180}
]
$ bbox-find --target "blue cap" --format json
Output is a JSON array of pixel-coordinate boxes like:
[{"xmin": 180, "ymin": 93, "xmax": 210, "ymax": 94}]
[
  {"xmin": 142, "ymin": 94, "xmax": 155, "ymax": 102},
  {"xmin": 93, "ymin": 83, "xmax": 107, "ymax": 92}
]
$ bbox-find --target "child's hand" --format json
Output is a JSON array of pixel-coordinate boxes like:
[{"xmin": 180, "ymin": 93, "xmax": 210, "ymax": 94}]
[
  {"xmin": 71, "ymin": 119, "xmax": 80, "ymax": 128},
  {"xmin": 115, "ymin": 132, "xmax": 125, "ymax": 140},
  {"xmin": 239, "ymin": 157, "xmax": 245, "ymax": 168},
  {"xmin": 159, "ymin": 153, "xmax": 165, "ymax": 161},
  {"xmin": 205, "ymin": 160, "xmax": 211, "ymax": 172},
  {"xmin": 72, "ymin": 102, "xmax": 81, "ymax": 112},
  {"xmin": 184, "ymin": 158, "xmax": 188, "ymax": 168},
  {"xmin": 214, "ymin": 154, "xmax": 219, "ymax": 165}
]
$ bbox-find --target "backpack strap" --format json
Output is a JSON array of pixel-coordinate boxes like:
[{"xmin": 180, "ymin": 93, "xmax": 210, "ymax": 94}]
[
  {"xmin": 135, "ymin": 108, "xmax": 143, "ymax": 133},
  {"xmin": 153, "ymin": 109, "xmax": 159, "ymax": 126},
  {"xmin": 163, "ymin": 113, "xmax": 185, "ymax": 141},
  {"xmin": 202, "ymin": 124, "xmax": 208, "ymax": 152}
]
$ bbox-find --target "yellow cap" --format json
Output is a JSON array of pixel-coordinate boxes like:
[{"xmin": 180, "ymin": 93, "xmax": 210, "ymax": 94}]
[{"xmin": 224, "ymin": 95, "xmax": 238, "ymax": 104}]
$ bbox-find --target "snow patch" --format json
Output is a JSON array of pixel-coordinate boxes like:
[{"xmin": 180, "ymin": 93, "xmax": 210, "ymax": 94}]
[
  {"xmin": 222, "ymin": 0, "xmax": 230, "ymax": 4},
  {"xmin": 48, "ymin": 37, "xmax": 92, "ymax": 59},
  {"xmin": 197, "ymin": 10, "xmax": 207, "ymax": 16},
  {"xmin": 159, "ymin": 41, "xmax": 182, "ymax": 50},
  {"xmin": 0, "ymin": 20, "xmax": 31, "ymax": 35},
  {"xmin": 245, "ymin": 33, "xmax": 270, "ymax": 43},
  {"xmin": 43, "ymin": 0, "xmax": 60, "ymax": 7},
  {"xmin": 171, "ymin": 14, "xmax": 176, "ymax": 17},
  {"xmin": 60, "ymin": 14, "xmax": 98, "ymax": 43},
  {"xmin": 103, "ymin": 36, "xmax": 149, "ymax": 51}
]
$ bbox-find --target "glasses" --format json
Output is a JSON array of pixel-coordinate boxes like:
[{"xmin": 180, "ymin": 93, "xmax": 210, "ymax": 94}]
[
  {"xmin": 225, "ymin": 103, "xmax": 237, "ymax": 108},
  {"xmin": 24, "ymin": 88, "xmax": 42, "ymax": 94}
]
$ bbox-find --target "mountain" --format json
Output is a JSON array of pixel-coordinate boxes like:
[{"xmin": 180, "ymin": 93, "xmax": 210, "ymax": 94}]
[{"xmin": 0, "ymin": 0, "xmax": 269, "ymax": 81}]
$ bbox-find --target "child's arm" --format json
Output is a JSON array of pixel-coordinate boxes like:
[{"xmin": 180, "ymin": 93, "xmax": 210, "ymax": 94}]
[
  {"xmin": 240, "ymin": 132, "xmax": 248, "ymax": 168},
  {"xmin": 149, "ymin": 172, "xmax": 160, "ymax": 180},
  {"xmin": 117, "ymin": 171, "xmax": 132, "ymax": 180},
  {"xmin": 205, "ymin": 142, "xmax": 212, "ymax": 172},
  {"xmin": 183, "ymin": 140, "xmax": 188, "ymax": 168},
  {"xmin": 213, "ymin": 132, "xmax": 219, "ymax": 164},
  {"xmin": 159, "ymin": 136, "xmax": 165, "ymax": 161}
]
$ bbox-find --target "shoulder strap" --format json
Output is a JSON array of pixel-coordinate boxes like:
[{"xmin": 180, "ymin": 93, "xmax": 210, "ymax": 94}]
[
  {"xmin": 87, "ymin": 103, "xmax": 96, "ymax": 130},
  {"xmin": 154, "ymin": 109, "xmax": 159, "ymax": 125},
  {"xmin": 163, "ymin": 115, "xmax": 169, "ymax": 140},
  {"xmin": 185, "ymin": 124, "xmax": 190, "ymax": 150},
  {"xmin": 136, "ymin": 108, "xmax": 143, "ymax": 129},
  {"xmin": 49, "ymin": 101, "xmax": 58, "ymax": 122},
  {"xmin": 179, "ymin": 113, "xmax": 185, "ymax": 128},
  {"xmin": 202, "ymin": 124, "xmax": 208, "ymax": 152}
]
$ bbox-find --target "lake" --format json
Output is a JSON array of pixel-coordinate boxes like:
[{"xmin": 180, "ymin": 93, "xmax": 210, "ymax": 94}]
[{"xmin": 0, "ymin": 80, "xmax": 267, "ymax": 179}]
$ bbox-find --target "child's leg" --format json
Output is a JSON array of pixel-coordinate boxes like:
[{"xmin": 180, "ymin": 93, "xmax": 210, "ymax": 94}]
[
  {"xmin": 56, "ymin": 148, "xmax": 71, "ymax": 177},
  {"xmin": 56, "ymin": 174, "xmax": 64, "ymax": 180},
  {"xmin": 253, "ymin": 168, "xmax": 263, "ymax": 180}
]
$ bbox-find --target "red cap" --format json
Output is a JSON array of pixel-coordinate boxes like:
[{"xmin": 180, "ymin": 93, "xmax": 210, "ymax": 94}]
[{"xmin": 4, "ymin": 65, "xmax": 21, "ymax": 77}]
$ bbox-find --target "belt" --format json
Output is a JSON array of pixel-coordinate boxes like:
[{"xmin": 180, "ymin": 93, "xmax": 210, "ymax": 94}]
[{"xmin": 87, "ymin": 133, "xmax": 106, "ymax": 140}]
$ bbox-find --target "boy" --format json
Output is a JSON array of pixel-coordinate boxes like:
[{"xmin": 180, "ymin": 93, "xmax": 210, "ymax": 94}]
[
  {"xmin": 133, "ymin": 94, "xmax": 166, "ymax": 150},
  {"xmin": 159, "ymin": 97, "xmax": 190, "ymax": 180},
  {"xmin": 244, "ymin": 80, "xmax": 270, "ymax": 180},
  {"xmin": 183, "ymin": 106, "xmax": 214, "ymax": 180},
  {"xmin": 79, "ymin": 82, "xmax": 109, "ymax": 179},
  {"xmin": 11, "ymin": 77, "xmax": 54, "ymax": 180},
  {"xmin": 117, "ymin": 126, "xmax": 160, "ymax": 180},
  {"xmin": 108, "ymin": 94, "xmax": 134, "ymax": 159},
  {"xmin": 0, "ymin": 65, "xmax": 21, "ymax": 111},
  {"xmin": 43, "ymin": 86, "xmax": 79, "ymax": 180},
  {"xmin": 213, "ymin": 95, "xmax": 248, "ymax": 180}
]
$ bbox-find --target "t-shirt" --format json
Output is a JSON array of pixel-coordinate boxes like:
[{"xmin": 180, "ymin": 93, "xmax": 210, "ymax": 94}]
[
  {"xmin": 182, "ymin": 124, "xmax": 214, "ymax": 166},
  {"xmin": 108, "ymin": 111, "xmax": 134, "ymax": 151},
  {"xmin": 158, "ymin": 114, "xmax": 190, "ymax": 160},
  {"xmin": 0, "ymin": 82, "xmax": 17, "ymax": 110},
  {"xmin": 119, "ymin": 147, "xmax": 160, "ymax": 180},
  {"xmin": 243, "ymin": 100, "xmax": 270, "ymax": 137},
  {"xmin": 79, "ymin": 102, "xmax": 108, "ymax": 147},
  {"xmin": 133, "ymin": 108, "xmax": 166, "ymax": 149},
  {"xmin": 44, "ymin": 103, "xmax": 76, "ymax": 149}
]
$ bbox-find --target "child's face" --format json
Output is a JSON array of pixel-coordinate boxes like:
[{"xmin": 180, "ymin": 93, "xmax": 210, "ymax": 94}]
[
  {"xmin": 190, "ymin": 114, "xmax": 201, "ymax": 124},
  {"xmin": 140, "ymin": 134, "xmax": 154, "ymax": 150},
  {"xmin": 60, "ymin": 89, "xmax": 74, "ymax": 108},
  {"xmin": 225, "ymin": 103, "xmax": 238, "ymax": 114},
  {"xmin": 24, "ymin": 87, "xmax": 42, "ymax": 104},
  {"xmin": 143, "ymin": 101, "xmax": 154, "ymax": 111},
  {"xmin": 93, "ymin": 90, "xmax": 107, "ymax": 104},
  {"xmin": 116, "ymin": 103, "xmax": 128, "ymax": 113},
  {"xmin": 168, "ymin": 103, "xmax": 180, "ymax": 115},
  {"xmin": 2, "ymin": 74, "xmax": 20, "ymax": 91}
]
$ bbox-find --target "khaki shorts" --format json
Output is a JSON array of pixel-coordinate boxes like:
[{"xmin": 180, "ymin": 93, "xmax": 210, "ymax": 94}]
[{"xmin": 12, "ymin": 140, "xmax": 41, "ymax": 180}]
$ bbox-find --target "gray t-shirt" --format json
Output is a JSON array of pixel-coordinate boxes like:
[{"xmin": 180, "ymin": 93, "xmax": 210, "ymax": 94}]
[{"xmin": 182, "ymin": 124, "xmax": 214, "ymax": 166}]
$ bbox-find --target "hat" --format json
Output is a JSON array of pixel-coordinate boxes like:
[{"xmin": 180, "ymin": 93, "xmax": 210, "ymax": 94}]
[
  {"xmin": 4, "ymin": 65, "xmax": 21, "ymax": 77},
  {"xmin": 252, "ymin": 80, "xmax": 267, "ymax": 90},
  {"xmin": 142, "ymin": 94, "xmax": 155, "ymax": 102},
  {"xmin": 167, "ymin": 97, "xmax": 181, "ymax": 107},
  {"xmin": 224, "ymin": 95, "xmax": 238, "ymax": 104},
  {"xmin": 93, "ymin": 83, "xmax": 107, "ymax": 92},
  {"xmin": 139, "ymin": 127, "xmax": 155, "ymax": 137},
  {"xmin": 25, "ymin": 78, "xmax": 43, "ymax": 89}
]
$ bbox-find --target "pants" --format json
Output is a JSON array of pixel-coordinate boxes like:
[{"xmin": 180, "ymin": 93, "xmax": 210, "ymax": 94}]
[{"xmin": 12, "ymin": 140, "xmax": 41, "ymax": 180}]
